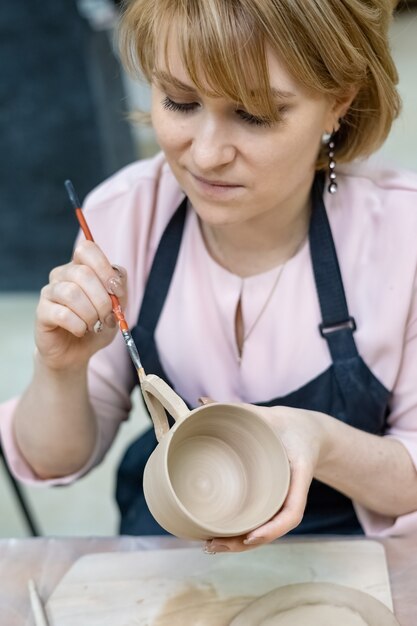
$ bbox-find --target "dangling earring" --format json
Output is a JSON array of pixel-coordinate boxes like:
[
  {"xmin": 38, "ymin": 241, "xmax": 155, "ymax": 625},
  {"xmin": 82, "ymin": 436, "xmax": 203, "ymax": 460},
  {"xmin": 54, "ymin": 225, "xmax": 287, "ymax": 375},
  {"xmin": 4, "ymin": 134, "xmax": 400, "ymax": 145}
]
[{"xmin": 322, "ymin": 131, "xmax": 338, "ymax": 194}]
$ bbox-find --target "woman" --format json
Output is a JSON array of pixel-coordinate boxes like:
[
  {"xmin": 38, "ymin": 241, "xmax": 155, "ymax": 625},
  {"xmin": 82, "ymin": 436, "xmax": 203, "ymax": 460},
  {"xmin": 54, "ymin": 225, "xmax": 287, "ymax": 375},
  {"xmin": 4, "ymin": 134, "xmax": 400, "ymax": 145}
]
[{"xmin": 2, "ymin": 0, "xmax": 417, "ymax": 553}]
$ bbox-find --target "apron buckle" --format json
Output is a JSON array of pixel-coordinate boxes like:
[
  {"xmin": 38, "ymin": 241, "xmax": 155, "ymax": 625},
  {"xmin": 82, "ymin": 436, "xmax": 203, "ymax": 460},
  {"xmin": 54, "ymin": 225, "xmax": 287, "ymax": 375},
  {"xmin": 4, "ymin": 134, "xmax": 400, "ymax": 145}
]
[{"xmin": 319, "ymin": 316, "xmax": 357, "ymax": 337}]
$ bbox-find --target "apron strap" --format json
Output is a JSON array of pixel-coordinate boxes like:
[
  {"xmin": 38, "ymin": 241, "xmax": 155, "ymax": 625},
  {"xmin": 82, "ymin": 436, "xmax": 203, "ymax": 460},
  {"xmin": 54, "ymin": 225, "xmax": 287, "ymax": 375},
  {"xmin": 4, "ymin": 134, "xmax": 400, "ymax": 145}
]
[
  {"xmin": 137, "ymin": 196, "xmax": 188, "ymax": 335},
  {"xmin": 309, "ymin": 172, "xmax": 358, "ymax": 361},
  {"xmin": 136, "ymin": 176, "xmax": 357, "ymax": 364}
]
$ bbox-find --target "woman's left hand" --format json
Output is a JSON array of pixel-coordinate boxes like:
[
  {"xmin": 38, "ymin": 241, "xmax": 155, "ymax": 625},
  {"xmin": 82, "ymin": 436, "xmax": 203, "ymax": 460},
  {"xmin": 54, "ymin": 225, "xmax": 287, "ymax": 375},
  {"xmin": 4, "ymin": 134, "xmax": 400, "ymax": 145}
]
[{"xmin": 204, "ymin": 404, "xmax": 329, "ymax": 554}]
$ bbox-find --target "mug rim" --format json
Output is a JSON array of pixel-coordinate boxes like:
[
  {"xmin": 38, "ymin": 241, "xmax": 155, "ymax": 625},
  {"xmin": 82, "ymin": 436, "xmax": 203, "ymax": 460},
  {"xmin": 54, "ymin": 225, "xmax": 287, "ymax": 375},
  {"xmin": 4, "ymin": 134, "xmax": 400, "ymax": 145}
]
[{"xmin": 159, "ymin": 403, "xmax": 291, "ymax": 536}]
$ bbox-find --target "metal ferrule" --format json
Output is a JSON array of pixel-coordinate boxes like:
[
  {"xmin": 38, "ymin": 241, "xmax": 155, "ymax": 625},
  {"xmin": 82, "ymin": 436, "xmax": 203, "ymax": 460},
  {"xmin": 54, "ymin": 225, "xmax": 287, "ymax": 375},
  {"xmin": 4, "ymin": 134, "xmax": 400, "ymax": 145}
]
[{"xmin": 121, "ymin": 329, "xmax": 142, "ymax": 370}]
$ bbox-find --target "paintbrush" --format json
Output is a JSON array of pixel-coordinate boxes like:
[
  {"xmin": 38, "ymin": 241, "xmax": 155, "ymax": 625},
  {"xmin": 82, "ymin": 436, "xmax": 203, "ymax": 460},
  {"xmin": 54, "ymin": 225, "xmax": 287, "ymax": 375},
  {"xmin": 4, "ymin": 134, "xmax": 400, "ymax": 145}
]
[{"xmin": 64, "ymin": 179, "xmax": 145, "ymax": 381}]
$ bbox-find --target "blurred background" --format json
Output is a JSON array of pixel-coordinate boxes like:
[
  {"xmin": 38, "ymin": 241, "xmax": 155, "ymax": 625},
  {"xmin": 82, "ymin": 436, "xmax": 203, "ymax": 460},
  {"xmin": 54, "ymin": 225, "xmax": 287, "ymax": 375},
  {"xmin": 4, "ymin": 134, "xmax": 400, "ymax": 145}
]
[{"xmin": 0, "ymin": 0, "xmax": 416, "ymax": 538}]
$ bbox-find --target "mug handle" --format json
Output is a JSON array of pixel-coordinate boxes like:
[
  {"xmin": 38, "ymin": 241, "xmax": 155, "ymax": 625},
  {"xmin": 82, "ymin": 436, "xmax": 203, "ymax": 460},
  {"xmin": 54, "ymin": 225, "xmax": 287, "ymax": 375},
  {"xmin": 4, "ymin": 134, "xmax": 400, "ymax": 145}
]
[{"xmin": 140, "ymin": 374, "xmax": 190, "ymax": 442}]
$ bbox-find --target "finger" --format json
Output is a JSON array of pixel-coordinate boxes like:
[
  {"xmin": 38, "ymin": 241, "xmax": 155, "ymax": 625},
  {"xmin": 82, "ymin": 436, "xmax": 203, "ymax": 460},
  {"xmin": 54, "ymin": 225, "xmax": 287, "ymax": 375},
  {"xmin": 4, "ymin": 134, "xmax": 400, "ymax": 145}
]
[
  {"xmin": 44, "ymin": 275, "xmax": 113, "ymax": 332},
  {"xmin": 42, "ymin": 281, "xmax": 108, "ymax": 333},
  {"xmin": 204, "ymin": 535, "xmax": 249, "ymax": 554},
  {"xmin": 48, "ymin": 264, "xmax": 119, "ymax": 329},
  {"xmin": 203, "ymin": 464, "xmax": 312, "ymax": 554},
  {"xmin": 37, "ymin": 299, "xmax": 88, "ymax": 338},
  {"xmin": 51, "ymin": 242, "xmax": 127, "ymax": 305},
  {"xmin": 71, "ymin": 240, "xmax": 127, "ymax": 302},
  {"xmin": 243, "ymin": 462, "xmax": 313, "ymax": 546}
]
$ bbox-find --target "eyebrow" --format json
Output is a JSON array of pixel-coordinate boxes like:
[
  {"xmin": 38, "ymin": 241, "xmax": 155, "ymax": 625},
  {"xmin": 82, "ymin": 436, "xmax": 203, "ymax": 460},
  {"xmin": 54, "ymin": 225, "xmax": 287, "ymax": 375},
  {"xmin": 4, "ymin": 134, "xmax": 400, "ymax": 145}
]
[
  {"xmin": 153, "ymin": 72, "xmax": 199, "ymax": 94},
  {"xmin": 153, "ymin": 70, "xmax": 296, "ymax": 100}
]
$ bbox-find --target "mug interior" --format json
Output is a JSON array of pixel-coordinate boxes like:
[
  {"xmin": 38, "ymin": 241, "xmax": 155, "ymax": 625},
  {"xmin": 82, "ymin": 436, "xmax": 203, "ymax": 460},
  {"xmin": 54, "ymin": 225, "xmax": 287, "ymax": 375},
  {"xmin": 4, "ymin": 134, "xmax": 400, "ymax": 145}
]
[{"xmin": 166, "ymin": 404, "xmax": 289, "ymax": 535}]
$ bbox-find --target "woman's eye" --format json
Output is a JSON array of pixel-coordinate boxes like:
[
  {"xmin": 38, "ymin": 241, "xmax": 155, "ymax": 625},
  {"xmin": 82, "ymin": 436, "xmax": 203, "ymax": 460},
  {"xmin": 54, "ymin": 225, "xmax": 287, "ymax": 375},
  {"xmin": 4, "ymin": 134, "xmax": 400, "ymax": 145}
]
[
  {"xmin": 161, "ymin": 96, "xmax": 198, "ymax": 113},
  {"xmin": 236, "ymin": 106, "xmax": 288, "ymax": 127},
  {"xmin": 161, "ymin": 96, "xmax": 288, "ymax": 128},
  {"xmin": 236, "ymin": 109, "xmax": 273, "ymax": 127}
]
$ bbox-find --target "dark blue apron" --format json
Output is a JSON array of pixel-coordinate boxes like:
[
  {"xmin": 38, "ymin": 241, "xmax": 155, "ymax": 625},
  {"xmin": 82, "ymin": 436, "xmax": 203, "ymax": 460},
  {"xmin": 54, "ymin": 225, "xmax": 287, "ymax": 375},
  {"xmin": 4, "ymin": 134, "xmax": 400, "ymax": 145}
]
[{"xmin": 116, "ymin": 172, "xmax": 391, "ymax": 536}]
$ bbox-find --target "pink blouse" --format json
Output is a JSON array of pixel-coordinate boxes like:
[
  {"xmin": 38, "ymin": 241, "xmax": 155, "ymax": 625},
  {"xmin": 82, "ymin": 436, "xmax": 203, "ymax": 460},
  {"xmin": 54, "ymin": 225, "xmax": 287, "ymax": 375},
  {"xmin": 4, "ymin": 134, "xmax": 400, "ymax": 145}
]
[{"xmin": 2, "ymin": 152, "xmax": 417, "ymax": 536}]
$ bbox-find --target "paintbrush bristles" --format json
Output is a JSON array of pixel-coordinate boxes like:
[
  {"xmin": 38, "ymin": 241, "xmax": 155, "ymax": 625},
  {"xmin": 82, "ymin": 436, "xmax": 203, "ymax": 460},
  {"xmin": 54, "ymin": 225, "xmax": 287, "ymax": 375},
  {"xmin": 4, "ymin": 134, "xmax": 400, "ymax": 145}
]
[
  {"xmin": 65, "ymin": 179, "xmax": 94, "ymax": 241},
  {"xmin": 64, "ymin": 179, "xmax": 81, "ymax": 210}
]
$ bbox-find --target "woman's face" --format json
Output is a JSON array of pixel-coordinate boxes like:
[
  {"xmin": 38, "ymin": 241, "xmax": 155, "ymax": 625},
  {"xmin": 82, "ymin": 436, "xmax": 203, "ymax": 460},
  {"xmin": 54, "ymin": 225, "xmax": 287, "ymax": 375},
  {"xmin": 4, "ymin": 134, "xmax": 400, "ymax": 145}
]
[{"xmin": 151, "ymin": 40, "xmax": 343, "ymax": 227}]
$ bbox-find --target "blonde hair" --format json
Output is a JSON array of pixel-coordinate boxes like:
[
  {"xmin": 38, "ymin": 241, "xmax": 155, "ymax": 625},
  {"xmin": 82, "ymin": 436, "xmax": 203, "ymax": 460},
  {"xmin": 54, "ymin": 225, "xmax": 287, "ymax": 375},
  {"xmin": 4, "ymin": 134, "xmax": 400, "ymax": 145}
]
[{"xmin": 118, "ymin": 0, "xmax": 401, "ymax": 168}]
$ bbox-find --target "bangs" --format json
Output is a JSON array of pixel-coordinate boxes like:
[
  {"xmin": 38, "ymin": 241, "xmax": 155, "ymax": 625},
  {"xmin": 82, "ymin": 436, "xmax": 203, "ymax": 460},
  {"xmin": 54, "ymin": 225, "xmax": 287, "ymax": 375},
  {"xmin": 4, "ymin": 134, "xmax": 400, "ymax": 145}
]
[
  {"xmin": 121, "ymin": 0, "xmax": 281, "ymax": 122},
  {"xmin": 119, "ymin": 0, "xmax": 401, "ymax": 168}
]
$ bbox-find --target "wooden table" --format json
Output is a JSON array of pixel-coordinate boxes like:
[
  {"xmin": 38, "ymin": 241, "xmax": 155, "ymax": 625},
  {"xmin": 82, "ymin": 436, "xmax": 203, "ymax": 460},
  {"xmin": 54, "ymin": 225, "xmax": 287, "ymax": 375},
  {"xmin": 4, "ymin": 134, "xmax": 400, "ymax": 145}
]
[{"xmin": 0, "ymin": 535, "xmax": 415, "ymax": 625}]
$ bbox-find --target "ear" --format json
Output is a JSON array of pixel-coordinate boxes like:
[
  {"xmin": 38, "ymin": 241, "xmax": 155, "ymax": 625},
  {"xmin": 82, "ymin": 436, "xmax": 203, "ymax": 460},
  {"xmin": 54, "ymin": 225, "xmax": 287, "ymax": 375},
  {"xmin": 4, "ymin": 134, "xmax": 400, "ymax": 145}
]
[{"xmin": 325, "ymin": 86, "xmax": 359, "ymax": 133}]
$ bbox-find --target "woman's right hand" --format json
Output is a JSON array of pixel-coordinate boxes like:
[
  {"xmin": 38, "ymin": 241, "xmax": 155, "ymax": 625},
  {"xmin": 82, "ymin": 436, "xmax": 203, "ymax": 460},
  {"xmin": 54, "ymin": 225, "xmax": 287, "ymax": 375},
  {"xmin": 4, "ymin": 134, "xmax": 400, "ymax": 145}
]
[{"xmin": 35, "ymin": 239, "xmax": 127, "ymax": 371}]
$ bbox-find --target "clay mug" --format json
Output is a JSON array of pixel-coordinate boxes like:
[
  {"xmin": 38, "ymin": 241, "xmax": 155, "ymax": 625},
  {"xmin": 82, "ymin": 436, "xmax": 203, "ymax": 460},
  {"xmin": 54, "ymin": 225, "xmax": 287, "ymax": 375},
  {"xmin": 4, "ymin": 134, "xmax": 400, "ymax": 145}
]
[{"xmin": 141, "ymin": 374, "xmax": 291, "ymax": 540}]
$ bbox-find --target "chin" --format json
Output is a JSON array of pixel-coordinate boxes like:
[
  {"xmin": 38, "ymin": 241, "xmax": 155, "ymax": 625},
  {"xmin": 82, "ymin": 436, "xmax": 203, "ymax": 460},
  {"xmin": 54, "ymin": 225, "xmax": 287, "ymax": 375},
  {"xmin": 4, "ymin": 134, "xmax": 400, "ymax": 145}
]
[{"xmin": 188, "ymin": 196, "xmax": 247, "ymax": 226}]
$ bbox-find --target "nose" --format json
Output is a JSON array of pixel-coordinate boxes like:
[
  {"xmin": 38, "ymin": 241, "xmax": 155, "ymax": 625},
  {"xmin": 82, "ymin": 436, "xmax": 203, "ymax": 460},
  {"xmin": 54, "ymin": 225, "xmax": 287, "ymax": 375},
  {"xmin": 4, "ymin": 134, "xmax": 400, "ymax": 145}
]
[{"xmin": 190, "ymin": 116, "xmax": 236, "ymax": 172}]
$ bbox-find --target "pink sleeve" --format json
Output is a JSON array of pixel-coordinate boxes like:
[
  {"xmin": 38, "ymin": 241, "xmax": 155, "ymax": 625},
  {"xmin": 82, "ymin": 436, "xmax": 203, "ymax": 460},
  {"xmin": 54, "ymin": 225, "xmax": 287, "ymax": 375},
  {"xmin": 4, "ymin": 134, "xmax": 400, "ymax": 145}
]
[
  {"xmin": 354, "ymin": 498, "xmax": 417, "ymax": 537},
  {"xmin": 355, "ymin": 265, "xmax": 417, "ymax": 536}
]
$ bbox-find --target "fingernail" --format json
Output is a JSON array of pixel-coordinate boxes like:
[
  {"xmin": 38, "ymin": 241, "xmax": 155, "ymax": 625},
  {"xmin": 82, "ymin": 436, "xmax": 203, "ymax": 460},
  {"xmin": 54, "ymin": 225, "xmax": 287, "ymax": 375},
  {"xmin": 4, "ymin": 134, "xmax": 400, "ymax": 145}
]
[
  {"xmin": 203, "ymin": 540, "xmax": 230, "ymax": 555},
  {"xmin": 203, "ymin": 541, "xmax": 216, "ymax": 555},
  {"xmin": 243, "ymin": 536, "xmax": 264, "ymax": 546},
  {"xmin": 209, "ymin": 543, "xmax": 230, "ymax": 553},
  {"xmin": 111, "ymin": 264, "xmax": 124, "ymax": 279},
  {"xmin": 104, "ymin": 313, "xmax": 116, "ymax": 328},
  {"xmin": 107, "ymin": 276, "xmax": 123, "ymax": 297},
  {"xmin": 93, "ymin": 320, "xmax": 103, "ymax": 334}
]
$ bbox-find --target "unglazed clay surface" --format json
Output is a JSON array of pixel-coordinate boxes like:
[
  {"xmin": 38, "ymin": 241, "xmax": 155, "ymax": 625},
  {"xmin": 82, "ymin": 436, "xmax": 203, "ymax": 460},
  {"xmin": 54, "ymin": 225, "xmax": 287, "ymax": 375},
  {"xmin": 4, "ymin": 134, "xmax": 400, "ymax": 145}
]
[
  {"xmin": 249, "ymin": 605, "xmax": 368, "ymax": 625},
  {"xmin": 230, "ymin": 583, "xmax": 400, "ymax": 626},
  {"xmin": 169, "ymin": 435, "xmax": 248, "ymax": 525},
  {"xmin": 153, "ymin": 585, "xmax": 252, "ymax": 626},
  {"xmin": 45, "ymin": 543, "xmax": 394, "ymax": 625},
  {"xmin": 144, "ymin": 395, "xmax": 290, "ymax": 539},
  {"xmin": 153, "ymin": 587, "xmax": 369, "ymax": 625}
]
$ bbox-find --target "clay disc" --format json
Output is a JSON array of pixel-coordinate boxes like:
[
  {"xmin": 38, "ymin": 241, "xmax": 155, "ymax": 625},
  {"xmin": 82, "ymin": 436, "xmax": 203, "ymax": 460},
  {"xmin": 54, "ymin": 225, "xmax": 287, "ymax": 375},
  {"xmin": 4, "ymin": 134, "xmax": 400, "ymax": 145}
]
[{"xmin": 230, "ymin": 582, "xmax": 400, "ymax": 626}]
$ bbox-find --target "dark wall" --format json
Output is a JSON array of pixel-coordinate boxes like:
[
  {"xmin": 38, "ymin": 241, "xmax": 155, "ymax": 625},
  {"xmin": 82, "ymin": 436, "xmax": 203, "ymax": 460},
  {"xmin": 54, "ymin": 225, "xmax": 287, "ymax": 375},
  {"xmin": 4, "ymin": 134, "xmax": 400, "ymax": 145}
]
[{"xmin": 0, "ymin": 1, "xmax": 135, "ymax": 291}]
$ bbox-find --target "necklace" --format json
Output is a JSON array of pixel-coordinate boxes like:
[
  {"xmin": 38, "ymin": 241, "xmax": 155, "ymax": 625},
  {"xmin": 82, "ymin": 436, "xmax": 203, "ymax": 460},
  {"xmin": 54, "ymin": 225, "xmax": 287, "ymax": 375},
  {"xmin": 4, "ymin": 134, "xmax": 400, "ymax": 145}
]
[{"xmin": 240, "ymin": 262, "xmax": 286, "ymax": 346}]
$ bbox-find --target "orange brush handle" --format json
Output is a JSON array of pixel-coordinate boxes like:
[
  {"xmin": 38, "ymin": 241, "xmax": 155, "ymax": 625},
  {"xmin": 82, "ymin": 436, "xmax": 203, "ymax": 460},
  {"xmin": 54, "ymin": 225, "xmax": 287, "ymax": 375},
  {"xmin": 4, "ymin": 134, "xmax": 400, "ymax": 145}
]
[
  {"xmin": 75, "ymin": 207, "xmax": 94, "ymax": 241},
  {"xmin": 109, "ymin": 294, "xmax": 128, "ymax": 332},
  {"xmin": 65, "ymin": 180, "xmax": 143, "ymax": 371},
  {"xmin": 74, "ymin": 208, "xmax": 128, "ymax": 332}
]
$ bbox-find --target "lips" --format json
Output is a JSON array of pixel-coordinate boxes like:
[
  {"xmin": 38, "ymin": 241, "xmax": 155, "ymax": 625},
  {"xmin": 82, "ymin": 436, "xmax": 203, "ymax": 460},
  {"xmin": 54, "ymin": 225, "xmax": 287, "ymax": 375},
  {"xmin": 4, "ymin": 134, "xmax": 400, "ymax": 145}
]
[{"xmin": 192, "ymin": 173, "xmax": 241, "ymax": 187}]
